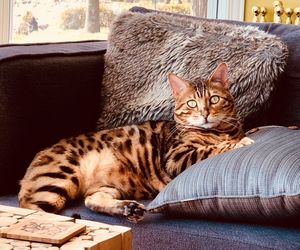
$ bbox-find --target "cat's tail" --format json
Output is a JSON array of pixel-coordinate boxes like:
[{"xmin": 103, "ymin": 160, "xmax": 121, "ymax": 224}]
[{"xmin": 18, "ymin": 172, "xmax": 80, "ymax": 213}]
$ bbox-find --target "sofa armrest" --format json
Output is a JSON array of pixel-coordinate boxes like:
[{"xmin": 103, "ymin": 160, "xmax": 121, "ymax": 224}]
[{"xmin": 0, "ymin": 41, "xmax": 107, "ymax": 195}]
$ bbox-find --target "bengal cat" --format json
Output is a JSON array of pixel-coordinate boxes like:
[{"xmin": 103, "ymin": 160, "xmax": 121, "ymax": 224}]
[{"xmin": 19, "ymin": 63, "xmax": 253, "ymax": 222}]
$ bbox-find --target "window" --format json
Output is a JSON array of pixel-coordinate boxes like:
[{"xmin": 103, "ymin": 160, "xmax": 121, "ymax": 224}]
[
  {"xmin": 2, "ymin": 0, "xmax": 193, "ymax": 44},
  {"xmin": 0, "ymin": 0, "xmax": 243, "ymax": 44}
]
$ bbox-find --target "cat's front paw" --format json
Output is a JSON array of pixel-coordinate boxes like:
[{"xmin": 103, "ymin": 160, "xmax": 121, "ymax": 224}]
[
  {"xmin": 235, "ymin": 137, "xmax": 254, "ymax": 149},
  {"xmin": 122, "ymin": 201, "xmax": 146, "ymax": 223},
  {"xmin": 246, "ymin": 127, "xmax": 259, "ymax": 135}
]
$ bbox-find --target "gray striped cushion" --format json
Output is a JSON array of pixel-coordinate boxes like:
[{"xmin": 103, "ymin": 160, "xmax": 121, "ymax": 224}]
[{"xmin": 148, "ymin": 126, "xmax": 300, "ymax": 221}]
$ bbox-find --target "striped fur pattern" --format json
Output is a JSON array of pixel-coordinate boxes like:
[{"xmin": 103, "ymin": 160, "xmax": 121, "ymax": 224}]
[{"xmin": 19, "ymin": 64, "xmax": 253, "ymax": 222}]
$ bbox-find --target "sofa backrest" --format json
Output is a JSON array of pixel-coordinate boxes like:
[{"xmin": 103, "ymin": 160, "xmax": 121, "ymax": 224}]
[{"xmin": 0, "ymin": 41, "xmax": 106, "ymax": 194}]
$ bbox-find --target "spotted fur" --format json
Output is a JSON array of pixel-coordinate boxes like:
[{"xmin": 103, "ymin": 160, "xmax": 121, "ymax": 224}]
[{"xmin": 19, "ymin": 63, "xmax": 253, "ymax": 222}]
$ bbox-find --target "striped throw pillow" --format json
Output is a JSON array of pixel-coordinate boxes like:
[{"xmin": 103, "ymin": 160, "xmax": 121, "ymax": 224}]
[{"xmin": 148, "ymin": 126, "xmax": 300, "ymax": 222}]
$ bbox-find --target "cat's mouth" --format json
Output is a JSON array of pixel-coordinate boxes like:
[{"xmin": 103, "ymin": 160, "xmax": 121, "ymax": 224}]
[
  {"xmin": 188, "ymin": 117, "xmax": 220, "ymax": 129},
  {"xmin": 199, "ymin": 122, "xmax": 218, "ymax": 129},
  {"xmin": 186, "ymin": 117, "xmax": 220, "ymax": 130},
  {"xmin": 182, "ymin": 122, "xmax": 219, "ymax": 130}
]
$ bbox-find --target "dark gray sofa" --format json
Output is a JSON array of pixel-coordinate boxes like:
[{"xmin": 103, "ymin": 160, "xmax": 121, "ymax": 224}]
[{"xmin": 1, "ymin": 8, "xmax": 300, "ymax": 250}]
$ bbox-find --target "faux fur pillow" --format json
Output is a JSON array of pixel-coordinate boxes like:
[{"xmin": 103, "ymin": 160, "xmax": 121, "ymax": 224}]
[{"xmin": 97, "ymin": 11, "xmax": 288, "ymax": 129}]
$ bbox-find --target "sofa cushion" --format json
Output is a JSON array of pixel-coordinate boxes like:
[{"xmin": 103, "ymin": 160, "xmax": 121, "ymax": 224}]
[
  {"xmin": 148, "ymin": 126, "xmax": 300, "ymax": 222},
  {"xmin": 1, "ymin": 195, "xmax": 300, "ymax": 250},
  {"xmin": 0, "ymin": 41, "xmax": 106, "ymax": 195},
  {"xmin": 97, "ymin": 10, "xmax": 288, "ymax": 130}
]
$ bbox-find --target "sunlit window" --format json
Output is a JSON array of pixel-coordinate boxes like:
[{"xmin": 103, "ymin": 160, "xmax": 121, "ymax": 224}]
[{"xmin": 10, "ymin": 0, "xmax": 193, "ymax": 43}]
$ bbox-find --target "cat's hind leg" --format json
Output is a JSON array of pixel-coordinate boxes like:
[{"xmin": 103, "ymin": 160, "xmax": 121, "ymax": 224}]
[
  {"xmin": 19, "ymin": 160, "xmax": 81, "ymax": 213},
  {"xmin": 84, "ymin": 186, "xmax": 145, "ymax": 223},
  {"xmin": 19, "ymin": 175, "xmax": 79, "ymax": 213}
]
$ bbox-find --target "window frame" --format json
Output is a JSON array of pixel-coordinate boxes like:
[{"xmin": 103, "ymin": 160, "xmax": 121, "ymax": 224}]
[
  {"xmin": 218, "ymin": 0, "xmax": 244, "ymax": 21},
  {"xmin": 0, "ymin": 0, "xmax": 12, "ymax": 44},
  {"xmin": 207, "ymin": 0, "xmax": 219, "ymax": 19},
  {"xmin": 208, "ymin": 0, "xmax": 244, "ymax": 20}
]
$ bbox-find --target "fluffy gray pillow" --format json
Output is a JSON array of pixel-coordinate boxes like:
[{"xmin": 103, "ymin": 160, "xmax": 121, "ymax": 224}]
[
  {"xmin": 147, "ymin": 126, "xmax": 300, "ymax": 222},
  {"xmin": 97, "ymin": 11, "xmax": 288, "ymax": 129}
]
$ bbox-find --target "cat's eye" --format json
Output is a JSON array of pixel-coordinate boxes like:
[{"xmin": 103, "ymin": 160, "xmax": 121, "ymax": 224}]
[
  {"xmin": 187, "ymin": 100, "xmax": 197, "ymax": 108},
  {"xmin": 210, "ymin": 95, "xmax": 220, "ymax": 104}
]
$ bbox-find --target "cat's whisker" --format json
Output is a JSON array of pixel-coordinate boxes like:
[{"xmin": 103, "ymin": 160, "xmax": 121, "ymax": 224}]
[
  {"xmin": 214, "ymin": 117, "xmax": 239, "ymax": 128},
  {"xmin": 222, "ymin": 117, "xmax": 239, "ymax": 122},
  {"xmin": 178, "ymin": 127, "xmax": 187, "ymax": 137},
  {"xmin": 183, "ymin": 125, "xmax": 202, "ymax": 131},
  {"xmin": 166, "ymin": 126, "xmax": 178, "ymax": 141}
]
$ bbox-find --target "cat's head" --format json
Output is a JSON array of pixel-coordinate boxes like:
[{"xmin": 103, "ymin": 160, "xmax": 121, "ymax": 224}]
[{"xmin": 168, "ymin": 63, "xmax": 237, "ymax": 130}]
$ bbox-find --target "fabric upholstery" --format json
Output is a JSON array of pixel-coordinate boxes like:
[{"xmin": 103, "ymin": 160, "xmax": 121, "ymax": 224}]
[
  {"xmin": 0, "ymin": 41, "xmax": 107, "ymax": 195},
  {"xmin": 148, "ymin": 126, "xmax": 300, "ymax": 222},
  {"xmin": 1, "ymin": 196, "xmax": 300, "ymax": 250}
]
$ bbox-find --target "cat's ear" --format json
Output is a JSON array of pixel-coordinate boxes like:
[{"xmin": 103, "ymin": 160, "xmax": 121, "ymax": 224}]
[
  {"xmin": 168, "ymin": 73, "xmax": 190, "ymax": 98},
  {"xmin": 209, "ymin": 63, "xmax": 229, "ymax": 88}
]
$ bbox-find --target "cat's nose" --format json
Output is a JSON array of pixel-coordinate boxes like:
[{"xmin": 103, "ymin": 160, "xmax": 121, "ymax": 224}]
[{"xmin": 202, "ymin": 111, "xmax": 209, "ymax": 119}]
